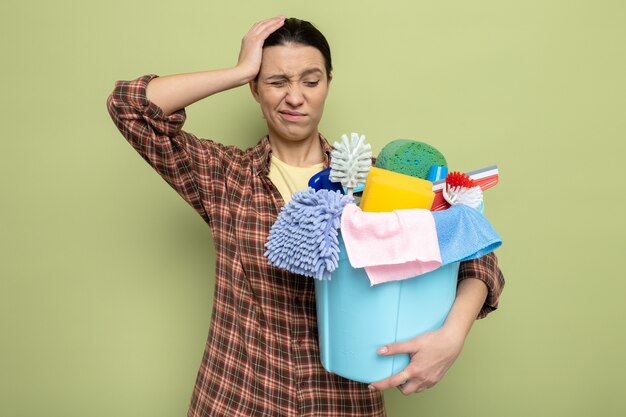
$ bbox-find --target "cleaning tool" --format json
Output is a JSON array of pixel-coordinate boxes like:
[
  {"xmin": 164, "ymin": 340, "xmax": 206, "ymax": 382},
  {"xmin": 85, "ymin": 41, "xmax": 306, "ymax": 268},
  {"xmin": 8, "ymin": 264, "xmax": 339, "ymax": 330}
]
[
  {"xmin": 359, "ymin": 167, "xmax": 435, "ymax": 212},
  {"xmin": 308, "ymin": 167, "xmax": 345, "ymax": 194},
  {"xmin": 375, "ymin": 139, "xmax": 447, "ymax": 179},
  {"xmin": 315, "ymin": 203, "xmax": 502, "ymax": 383},
  {"xmin": 315, "ymin": 235, "xmax": 460, "ymax": 383},
  {"xmin": 426, "ymin": 165, "xmax": 448, "ymax": 182},
  {"xmin": 442, "ymin": 171, "xmax": 483, "ymax": 210},
  {"xmin": 264, "ymin": 188, "xmax": 353, "ymax": 280},
  {"xmin": 264, "ymin": 135, "xmax": 503, "ymax": 384},
  {"xmin": 431, "ymin": 165, "xmax": 499, "ymax": 211},
  {"xmin": 329, "ymin": 133, "xmax": 372, "ymax": 197}
]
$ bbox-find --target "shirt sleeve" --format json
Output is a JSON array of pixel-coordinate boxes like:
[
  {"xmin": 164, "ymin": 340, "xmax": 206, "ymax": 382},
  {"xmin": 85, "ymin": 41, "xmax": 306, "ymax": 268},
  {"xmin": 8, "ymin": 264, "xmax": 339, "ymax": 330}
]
[
  {"xmin": 106, "ymin": 74, "xmax": 232, "ymax": 226},
  {"xmin": 457, "ymin": 251, "xmax": 505, "ymax": 319}
]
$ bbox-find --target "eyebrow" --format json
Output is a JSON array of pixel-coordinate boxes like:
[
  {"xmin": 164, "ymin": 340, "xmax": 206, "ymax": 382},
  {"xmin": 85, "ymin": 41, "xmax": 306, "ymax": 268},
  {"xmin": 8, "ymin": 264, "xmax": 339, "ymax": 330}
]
[{"xmin": 265, "ymin": 67, "xmax": 324, "ymax": 81}]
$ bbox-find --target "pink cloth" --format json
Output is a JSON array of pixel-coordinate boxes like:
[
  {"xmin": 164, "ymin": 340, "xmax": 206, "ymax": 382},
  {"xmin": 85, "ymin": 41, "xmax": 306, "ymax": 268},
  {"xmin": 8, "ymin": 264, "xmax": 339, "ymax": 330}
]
[{"xmin": 340, "ymin": 204, "xmax": 442, "ymax": 285}]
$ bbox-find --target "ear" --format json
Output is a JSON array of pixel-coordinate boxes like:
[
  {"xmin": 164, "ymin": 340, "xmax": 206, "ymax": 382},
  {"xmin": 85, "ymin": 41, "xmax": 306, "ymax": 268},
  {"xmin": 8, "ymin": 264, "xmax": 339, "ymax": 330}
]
[
  {"xmin": 327, "ymin": 72, "xmax": 333, "ymax": 84},
  {"xmin": 249, "ymin": 80, "xmax": 261, "ymax": 103}
]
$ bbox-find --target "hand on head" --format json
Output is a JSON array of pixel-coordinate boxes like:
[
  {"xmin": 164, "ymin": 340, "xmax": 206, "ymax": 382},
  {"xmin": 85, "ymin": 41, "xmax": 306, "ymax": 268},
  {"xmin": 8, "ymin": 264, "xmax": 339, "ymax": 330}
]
[{"xmin": 237, "ymin": 16, "xmax": 287, "ymax": 83}]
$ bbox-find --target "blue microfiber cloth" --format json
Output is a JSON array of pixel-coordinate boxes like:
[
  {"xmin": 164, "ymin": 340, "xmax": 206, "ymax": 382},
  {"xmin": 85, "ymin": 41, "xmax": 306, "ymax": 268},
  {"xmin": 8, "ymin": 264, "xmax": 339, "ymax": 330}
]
[
  {"xmin": 432, "ymin": 204, "xmax": 502, "ymax": 264},
  {"xmin": 265, "ymin": 188, "xmax": 354, "ymax": 280}
]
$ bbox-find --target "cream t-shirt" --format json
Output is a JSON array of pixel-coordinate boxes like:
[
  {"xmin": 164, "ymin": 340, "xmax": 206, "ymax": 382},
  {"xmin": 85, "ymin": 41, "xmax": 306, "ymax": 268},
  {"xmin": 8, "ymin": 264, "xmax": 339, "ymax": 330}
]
[{"xmin": 268, "ymin": 155, "xmax": 325, "ymax": 204}]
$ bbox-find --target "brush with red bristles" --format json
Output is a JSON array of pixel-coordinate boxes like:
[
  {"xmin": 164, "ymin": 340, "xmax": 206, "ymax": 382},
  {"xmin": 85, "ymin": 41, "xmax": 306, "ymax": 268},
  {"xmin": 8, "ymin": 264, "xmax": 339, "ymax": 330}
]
[{"xmin": 442, "ymin": 171, "xmax": 483, "ymax": 209}]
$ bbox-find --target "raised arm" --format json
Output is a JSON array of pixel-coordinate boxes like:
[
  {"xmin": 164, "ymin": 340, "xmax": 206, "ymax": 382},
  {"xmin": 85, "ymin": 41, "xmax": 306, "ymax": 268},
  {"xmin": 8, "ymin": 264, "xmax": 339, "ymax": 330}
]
[
  {"xmin": 145, "ymin": 16, "xmax": 286, "ymax": 116},
  {"xmin": 106, "ymin": 16, "xmax": 287, "ymax": 224}
]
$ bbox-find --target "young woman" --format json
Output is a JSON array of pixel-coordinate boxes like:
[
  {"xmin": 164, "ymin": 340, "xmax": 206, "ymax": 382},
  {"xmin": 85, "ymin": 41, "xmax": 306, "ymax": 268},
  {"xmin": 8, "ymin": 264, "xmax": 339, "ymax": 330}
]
[{"xmin": 107, "ymin": 16, "xmax": 504, "ymax": 417}]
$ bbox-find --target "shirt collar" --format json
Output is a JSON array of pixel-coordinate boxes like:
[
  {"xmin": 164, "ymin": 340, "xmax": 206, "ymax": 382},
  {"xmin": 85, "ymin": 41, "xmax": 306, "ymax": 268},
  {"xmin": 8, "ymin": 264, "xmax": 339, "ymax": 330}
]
[{"xmin": 252, "ymin": 134, "xmax": 333, "ymax": 176}]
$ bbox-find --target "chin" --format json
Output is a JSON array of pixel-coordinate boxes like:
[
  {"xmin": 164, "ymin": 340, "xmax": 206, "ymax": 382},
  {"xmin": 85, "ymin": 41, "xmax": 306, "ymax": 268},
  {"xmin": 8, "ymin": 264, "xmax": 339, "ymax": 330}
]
[
  {"xmin": 274, "ymin": 126, "xmax": 316, "ymax": 142},
  {"xmin": 288, "ymin": 133, "xmax": 316, "ymax": 143}
]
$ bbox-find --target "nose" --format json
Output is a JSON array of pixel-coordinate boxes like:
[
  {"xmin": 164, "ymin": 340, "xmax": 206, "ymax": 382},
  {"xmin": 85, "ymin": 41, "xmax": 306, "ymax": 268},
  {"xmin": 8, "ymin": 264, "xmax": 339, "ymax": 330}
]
[{"xmin": 284, "ymin": 85, "xmax": 304, "ymax": 107}]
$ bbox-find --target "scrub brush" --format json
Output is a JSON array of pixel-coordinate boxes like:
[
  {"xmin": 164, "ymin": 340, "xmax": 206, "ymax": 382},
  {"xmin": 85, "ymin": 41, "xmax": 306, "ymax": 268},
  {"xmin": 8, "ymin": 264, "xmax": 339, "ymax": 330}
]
[
  {"xmin": 329, "ymin": 133, "xmax": 372, "ymax": 197},
  {"xmin": 442, "ymin": 171, "xmax": 483, "ymax": 209}
]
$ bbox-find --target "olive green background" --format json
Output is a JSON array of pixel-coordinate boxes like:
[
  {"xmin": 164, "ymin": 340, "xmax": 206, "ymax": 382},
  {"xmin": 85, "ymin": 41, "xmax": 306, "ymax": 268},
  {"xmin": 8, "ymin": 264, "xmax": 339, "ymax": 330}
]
[{"xmin": 1, "ymin": 0, "xmax": 624, "ymax": 416}]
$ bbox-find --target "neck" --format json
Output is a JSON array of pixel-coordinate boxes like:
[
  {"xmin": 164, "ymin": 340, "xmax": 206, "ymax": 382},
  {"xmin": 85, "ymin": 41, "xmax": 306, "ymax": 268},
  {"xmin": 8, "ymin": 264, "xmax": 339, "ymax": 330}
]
[{"xmin": 268, "ymin": 131, "xmax": 325, "ymax": 167}]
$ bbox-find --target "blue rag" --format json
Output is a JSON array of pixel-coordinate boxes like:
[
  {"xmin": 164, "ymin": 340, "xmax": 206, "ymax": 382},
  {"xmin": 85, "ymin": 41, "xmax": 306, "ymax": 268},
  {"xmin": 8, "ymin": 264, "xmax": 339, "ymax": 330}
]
[{"xmin": 432, "ymin": 204, "xmax": 502, "ymax": 264}]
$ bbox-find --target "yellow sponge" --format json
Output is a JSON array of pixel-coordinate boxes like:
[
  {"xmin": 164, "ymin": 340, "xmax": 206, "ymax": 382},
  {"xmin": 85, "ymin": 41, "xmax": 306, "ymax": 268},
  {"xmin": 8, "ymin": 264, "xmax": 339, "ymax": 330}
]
[{"xmin": 360, "ymin": 167, "xmax": 434, "ymax": 212}]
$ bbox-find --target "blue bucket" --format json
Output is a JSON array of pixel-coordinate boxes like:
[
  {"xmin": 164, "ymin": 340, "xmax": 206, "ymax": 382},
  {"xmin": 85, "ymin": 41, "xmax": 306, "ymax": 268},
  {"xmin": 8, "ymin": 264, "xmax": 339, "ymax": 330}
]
[{"xmin": 315, "ymin": 233, "xmax": 459, "ymax": 384}]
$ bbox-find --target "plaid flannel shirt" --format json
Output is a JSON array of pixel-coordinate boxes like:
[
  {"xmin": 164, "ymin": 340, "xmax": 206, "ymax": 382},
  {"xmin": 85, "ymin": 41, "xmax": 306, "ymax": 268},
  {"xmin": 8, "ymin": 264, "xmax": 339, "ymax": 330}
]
[{"xmin": 106, "ymin": 74, "xmax": 504, "ymax": 417}]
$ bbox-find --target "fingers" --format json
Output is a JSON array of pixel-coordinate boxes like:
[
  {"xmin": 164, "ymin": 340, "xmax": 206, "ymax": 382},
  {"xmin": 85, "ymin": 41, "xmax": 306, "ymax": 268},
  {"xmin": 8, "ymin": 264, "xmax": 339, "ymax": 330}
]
[
  {"xmin": 407, "ymin": 374, "xmax": 440, "ymax": 393},
  {"xmin": 376, "ymin": 338, "xmax": 419, "ymax": 356},
  {"xmin": 241, "ymin": 16, "xmax": 286, "ymax": 51},
  {"xmin": 369, "ymin": 368, "xmax": 437, "ymax": 395},
  {"xmin": 367, "ymin": 340, "xmax": 416, "ymax": 391},
  {"xmin": 249, "ymin": 16, "xmax": 283, "ymax": 31},
  {"xmin": 368, "ymin": 369, "xmax": 411, "ymax": 392},
  {"xmin": 397, "ymin": 379, "xmax": 430, "ymax": 396},
  {"xmin": 237, "ymin": 16, "xmax": 286, "ymax": 81},
  {"xmin": 249, "ymin": 16, "xmax": 286, "ymax": 38},
  {"xmin": 369, "ymin": 336, "xmax": 427, "ymax": 393}
]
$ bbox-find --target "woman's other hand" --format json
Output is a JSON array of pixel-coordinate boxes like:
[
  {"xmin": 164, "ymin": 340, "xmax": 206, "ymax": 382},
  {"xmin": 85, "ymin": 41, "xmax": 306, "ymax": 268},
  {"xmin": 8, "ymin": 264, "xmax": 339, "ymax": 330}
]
[
  {"xmin": 367, "ymin": 277, "xmax": 489, "ymax": 395},
  {"xmin": 236, "ymin": 16, "xmax": 286, "ymax": 83},
  {"xmin": 367, "ymin": 327, "xmax": 465, "ymax": 395}
]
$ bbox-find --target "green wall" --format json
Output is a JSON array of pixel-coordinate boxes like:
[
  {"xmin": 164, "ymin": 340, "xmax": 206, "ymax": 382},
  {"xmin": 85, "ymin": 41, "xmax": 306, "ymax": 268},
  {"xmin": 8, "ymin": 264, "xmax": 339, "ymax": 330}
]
[{"xmin": 2, "ymin": 0, "xmax": 625, "ymax": 416}]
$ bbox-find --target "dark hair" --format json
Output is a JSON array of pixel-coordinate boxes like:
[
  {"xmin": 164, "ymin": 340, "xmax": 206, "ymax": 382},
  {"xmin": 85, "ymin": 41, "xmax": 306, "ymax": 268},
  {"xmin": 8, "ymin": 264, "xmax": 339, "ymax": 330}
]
[{"xmin": 262, "ymin": 17, "xmax": 333, "ymax": 77}]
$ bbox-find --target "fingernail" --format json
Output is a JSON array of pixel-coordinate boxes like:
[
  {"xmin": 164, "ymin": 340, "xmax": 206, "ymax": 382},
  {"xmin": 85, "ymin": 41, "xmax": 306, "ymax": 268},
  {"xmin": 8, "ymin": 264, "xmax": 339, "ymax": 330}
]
[
  {"xmin": 376, "ymin": 346, "xmax": 388, "ymax": 354},
  {"xmin": 368, "ymin": 385, "xmax": 376, "ymax": 391}
]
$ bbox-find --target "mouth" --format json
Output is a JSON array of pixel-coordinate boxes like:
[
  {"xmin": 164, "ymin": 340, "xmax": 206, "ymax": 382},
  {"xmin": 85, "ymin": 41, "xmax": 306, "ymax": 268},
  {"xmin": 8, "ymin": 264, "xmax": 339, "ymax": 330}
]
[{"xmin": 279, "ymin": 110, "xmax": 307, "ymax": 121}]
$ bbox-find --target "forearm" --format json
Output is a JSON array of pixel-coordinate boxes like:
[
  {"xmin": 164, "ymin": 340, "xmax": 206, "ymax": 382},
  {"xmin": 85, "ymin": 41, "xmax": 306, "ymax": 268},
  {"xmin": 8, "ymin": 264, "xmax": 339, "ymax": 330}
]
[
  {"xmin": 145, "ymin": 67, "xmax": 251, "ymax": 116},
  {"xmin": 442, "ymin": 278, "xmax": 488, "ymax": 341},
  {"xmin": 457, "ymin": 252, "xmax": 505, "ymax": 319},
  {"xmin": 145, "ymin": 16, "xmax": 287, "ymax": 116}
]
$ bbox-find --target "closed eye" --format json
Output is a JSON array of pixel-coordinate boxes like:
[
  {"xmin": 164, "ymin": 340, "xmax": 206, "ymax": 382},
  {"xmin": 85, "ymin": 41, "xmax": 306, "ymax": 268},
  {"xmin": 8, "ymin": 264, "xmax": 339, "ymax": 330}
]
[{"xmin": 304, "ymin": 80, "xmax": 320, "ymax": 87}]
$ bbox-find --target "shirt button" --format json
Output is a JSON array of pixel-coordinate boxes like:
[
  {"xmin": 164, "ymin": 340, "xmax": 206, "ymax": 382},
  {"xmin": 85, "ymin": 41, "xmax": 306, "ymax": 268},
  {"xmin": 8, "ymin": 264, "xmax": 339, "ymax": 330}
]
[{"xmin": 298, "ymin": 380, "xmax": 308, "ymax": 389}]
